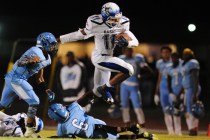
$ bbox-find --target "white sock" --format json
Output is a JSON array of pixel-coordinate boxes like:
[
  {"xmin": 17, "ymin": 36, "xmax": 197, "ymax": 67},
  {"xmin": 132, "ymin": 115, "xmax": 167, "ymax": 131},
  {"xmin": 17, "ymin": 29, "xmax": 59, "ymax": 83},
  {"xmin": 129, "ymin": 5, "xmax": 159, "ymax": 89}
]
[
  {"xmin": 122, "ymin": 108, "xmax": 130, "ymax": 123},
  {"xmin": 134, "ymin": 108, "xmax": 145, "ymax": 125},
  {"xmin": 164, "ymin": 114, "xmax": 174, "ymax": 135},
  {"xmin": 173, "ymin": 116, "xmax": 182, "ymax": 135}
]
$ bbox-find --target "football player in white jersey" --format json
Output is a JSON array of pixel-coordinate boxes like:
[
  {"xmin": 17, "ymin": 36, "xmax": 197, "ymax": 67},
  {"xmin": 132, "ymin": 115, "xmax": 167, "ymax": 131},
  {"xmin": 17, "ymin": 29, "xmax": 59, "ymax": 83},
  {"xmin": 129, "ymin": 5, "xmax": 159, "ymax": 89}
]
[
  {"xmin": 57, "ymin": 2, "xmax": 139, "ymax": 105},
  {"xmin": 0, "ymin": 111, "xmax": 43, "ymax": 137}
]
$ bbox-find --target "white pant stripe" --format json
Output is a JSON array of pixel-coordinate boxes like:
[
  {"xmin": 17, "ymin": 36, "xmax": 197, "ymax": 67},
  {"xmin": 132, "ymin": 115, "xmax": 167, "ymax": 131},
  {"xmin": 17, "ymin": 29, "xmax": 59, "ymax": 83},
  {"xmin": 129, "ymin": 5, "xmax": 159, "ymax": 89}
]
[{"xmin": 11, "ymin": 83, "xmax": 30, "ymax": 100}]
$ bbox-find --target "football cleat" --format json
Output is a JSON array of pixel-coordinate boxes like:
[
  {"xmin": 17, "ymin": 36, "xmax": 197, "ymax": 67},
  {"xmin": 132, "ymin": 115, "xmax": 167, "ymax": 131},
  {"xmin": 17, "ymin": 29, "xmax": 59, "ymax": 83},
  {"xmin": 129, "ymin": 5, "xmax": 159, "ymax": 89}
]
[
  {"xmin": 96, "ymin": 85, "xmax": 114, "ymax": 105},
  {"xmin": 129, "ymin": 124, "xmax": 140, "ymax": 134},
  {"xmin": 142, "ymin": 132, "xmax": 158, "ymax": 140}
]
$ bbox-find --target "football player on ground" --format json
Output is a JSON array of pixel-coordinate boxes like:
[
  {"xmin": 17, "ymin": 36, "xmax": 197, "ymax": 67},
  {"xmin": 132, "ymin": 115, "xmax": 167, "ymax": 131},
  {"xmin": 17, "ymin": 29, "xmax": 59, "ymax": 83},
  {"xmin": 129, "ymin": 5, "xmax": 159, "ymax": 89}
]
[
  {"xmin": 0, "ymin": 32, "xmax": 57, "ymax": 138},
  {"xmin": 0, "ymin": 111, "xmax": 43, "ymax": 137},
  {"xmin": 57, "ymin": 2, "xmax": 139, "ymax": 105},
  {"xmin": 48, "ymin": 100, "xmax": 158, "ymax": 140}
]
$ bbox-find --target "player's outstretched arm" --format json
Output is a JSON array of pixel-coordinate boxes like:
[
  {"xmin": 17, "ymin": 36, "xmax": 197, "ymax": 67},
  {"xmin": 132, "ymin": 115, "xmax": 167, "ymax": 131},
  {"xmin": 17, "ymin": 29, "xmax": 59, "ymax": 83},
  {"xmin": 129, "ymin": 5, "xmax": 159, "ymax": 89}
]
[
  {"xmin": 36, "ymin": 69, "xmax": 55, "ymax": 102},
  {"xmin": 59, "ymin": 29, "xmax": 87, "ymax": 44}
]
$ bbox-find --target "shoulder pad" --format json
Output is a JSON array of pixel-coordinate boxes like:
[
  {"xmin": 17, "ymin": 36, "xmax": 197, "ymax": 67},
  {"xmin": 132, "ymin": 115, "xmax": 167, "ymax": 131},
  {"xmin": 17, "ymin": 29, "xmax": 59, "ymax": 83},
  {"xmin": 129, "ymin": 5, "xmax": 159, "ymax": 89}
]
[
  {"xmin": 88, "ymin": 14, "xmax": 103, "ymax": 25},
  {"xmin": 120, "ymin": 16, "xmax": 130, "ymax": 25},
  {"xmin": 166, "ymin": 63, "xmax": 173, "ymax": 67},
  {"xmin": 118, "ymin": 55, "xmax": 126, "ymax": 59},
  {"xmin": 135, "ymin": 54, "xmax": 145, "ymax": 61},
  {"xmin": 189, "ymin": 59, "xmax": 199, "ymax": 64},
  {"xmin": 157, "ymin": 59, "xmax": 163, "ymax": 64},
  {"xmin": 135, "ymin": 54, "xmax": 144, "ymax": 58}
]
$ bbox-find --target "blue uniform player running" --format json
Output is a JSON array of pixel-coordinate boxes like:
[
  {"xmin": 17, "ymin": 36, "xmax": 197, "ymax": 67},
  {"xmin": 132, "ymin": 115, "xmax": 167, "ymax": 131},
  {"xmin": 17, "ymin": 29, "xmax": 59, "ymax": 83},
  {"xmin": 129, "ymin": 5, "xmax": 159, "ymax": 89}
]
[
  {"xmin": 48, "ymin": 100, "xmax": 158, "ymax": 140},
  {"xmin": 119, "ymin": 47, "xmax": 153, "ymax": 130},
  {"xmin": 0, "ymin": 32, "xmax": 58, "ymax": 138}
]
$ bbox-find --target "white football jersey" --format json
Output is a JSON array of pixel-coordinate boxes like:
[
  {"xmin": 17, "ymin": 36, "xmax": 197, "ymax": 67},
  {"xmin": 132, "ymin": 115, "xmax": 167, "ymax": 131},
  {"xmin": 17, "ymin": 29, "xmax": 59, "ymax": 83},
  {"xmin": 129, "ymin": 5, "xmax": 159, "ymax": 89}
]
[{"xmin": 84, "ymin": 14, "xmax": 130, "ymax": 56}]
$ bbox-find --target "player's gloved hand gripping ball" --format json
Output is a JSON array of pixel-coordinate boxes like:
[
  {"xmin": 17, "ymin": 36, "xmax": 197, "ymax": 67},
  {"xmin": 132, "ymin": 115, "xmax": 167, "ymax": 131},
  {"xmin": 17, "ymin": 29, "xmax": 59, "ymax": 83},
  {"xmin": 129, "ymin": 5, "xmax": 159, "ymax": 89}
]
[{"xmin": 115, "ymin": 33, "xmax": 131, "ymax": 48}]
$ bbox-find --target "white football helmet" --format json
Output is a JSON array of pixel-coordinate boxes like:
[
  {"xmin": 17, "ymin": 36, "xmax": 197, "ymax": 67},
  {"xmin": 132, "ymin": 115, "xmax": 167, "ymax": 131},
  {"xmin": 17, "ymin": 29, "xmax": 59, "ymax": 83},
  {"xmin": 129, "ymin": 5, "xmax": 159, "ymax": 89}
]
[{"xmin": 101, "ymin": 2, "xmax": 122, "ymax": 27}]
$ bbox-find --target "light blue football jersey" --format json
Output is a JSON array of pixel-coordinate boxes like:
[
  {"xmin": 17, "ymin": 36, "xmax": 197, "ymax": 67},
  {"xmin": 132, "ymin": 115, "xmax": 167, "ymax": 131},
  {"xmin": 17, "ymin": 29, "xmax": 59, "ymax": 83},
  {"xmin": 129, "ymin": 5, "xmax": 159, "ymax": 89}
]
[
  {"xmin": 181, "ymin": 59, "xmax": 200, "ymax": 89},
  {"xmin": 57, "ymin": 102, "xmax": 106, "ymax": 138},
  {"xmin": 6, "ymin": 46, "xmax": 51, "ymax": 80},
  {"xmin": 119, "ymin": 54, "xmax": 146, "ymax": 85},
  {"xmin": 156, "ymin": 59, "xmax": 172, "ymax": 89},
  {"xmin": 166, "ymin": 59, "xmax": 183, "ymax": 95}
]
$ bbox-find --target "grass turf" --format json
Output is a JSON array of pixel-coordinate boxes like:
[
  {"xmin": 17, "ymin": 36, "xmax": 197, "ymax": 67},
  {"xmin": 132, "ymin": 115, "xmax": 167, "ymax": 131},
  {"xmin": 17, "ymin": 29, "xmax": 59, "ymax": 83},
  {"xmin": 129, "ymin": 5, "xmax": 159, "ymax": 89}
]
[{"xmin": 0, "ymin": 129, "xmax": 209, "ymax": 140}]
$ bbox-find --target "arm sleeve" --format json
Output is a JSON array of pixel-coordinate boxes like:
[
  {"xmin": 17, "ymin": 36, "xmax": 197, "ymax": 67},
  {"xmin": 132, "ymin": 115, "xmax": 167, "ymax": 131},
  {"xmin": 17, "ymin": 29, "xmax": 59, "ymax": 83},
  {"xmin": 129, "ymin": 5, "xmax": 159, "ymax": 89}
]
[
  {"xmin": 125, "ymin": 30, "xmax": 139, "ymax": 48},
  {"xmin": 60, "ymin": 16, "xmax": 94, "ymax": 44},
  {"xmin": 60, "ymin": 30, "xmax": 86, "ymax": 44}
]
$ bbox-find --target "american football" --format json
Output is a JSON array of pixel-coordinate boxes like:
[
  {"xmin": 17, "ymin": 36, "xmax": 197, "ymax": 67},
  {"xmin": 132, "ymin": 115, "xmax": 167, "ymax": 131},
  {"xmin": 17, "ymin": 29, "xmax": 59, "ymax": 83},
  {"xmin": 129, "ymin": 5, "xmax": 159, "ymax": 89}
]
[{"xmin": 116, "ymin": 33, "xmax": 132, "ymax": 41}]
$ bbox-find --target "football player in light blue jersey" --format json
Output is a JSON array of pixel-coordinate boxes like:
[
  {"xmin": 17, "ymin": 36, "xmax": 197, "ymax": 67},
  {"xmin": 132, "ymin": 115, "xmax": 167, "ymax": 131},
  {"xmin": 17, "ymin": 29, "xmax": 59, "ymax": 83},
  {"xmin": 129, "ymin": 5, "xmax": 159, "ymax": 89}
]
[
  {"xmin": 166, "ymin": 52, "xmax": 183, "ymax": 135},
  {"xmin": 154, "ymin": 46, "xmax": 174, "ymax": 135},
  {"xmin": 0, "ymin": 32, "xmax": 58, "ymax": 138},
  {"xmin": 181, "ymin": 48, "xmax": 201, "ymax": 136},
  {"xmin": 48, "ymin": 100, "xmax": 158, "ymax": 139},
  {"xmin": 118, "ymin": 47, "xmax": 153, "ymax": 131}
]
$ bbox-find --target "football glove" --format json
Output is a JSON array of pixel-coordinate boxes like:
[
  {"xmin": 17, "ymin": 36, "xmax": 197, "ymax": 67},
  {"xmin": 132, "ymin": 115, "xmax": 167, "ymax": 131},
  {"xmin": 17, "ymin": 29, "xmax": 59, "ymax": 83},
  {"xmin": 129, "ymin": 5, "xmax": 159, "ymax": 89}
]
[
  {"xmin": 154, "ymin": 94, "xmax": 160, "ymax": 106},
  {"xmin": 115, "ymin": 36, "xmax": 129, "ymax": 48},
  {"xmin": 46, "ymin": 90, "xmax": 55, "ymax": 102}
]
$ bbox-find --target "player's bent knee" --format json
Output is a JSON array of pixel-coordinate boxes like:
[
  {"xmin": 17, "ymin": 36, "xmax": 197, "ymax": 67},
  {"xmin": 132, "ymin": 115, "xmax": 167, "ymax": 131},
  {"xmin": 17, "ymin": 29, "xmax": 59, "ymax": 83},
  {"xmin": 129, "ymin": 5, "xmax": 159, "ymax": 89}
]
[{"xmin": 28, "ymin": 98, "xmax": 40, "ymax": 106}]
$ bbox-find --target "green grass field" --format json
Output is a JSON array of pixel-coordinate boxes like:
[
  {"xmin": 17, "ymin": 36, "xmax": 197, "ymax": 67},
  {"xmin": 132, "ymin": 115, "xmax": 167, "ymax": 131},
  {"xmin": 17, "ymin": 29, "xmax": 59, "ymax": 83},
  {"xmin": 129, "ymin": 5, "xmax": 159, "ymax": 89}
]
[{"xmin": 0, "ymin": 129, "xmax": 209, "ymax": 140}]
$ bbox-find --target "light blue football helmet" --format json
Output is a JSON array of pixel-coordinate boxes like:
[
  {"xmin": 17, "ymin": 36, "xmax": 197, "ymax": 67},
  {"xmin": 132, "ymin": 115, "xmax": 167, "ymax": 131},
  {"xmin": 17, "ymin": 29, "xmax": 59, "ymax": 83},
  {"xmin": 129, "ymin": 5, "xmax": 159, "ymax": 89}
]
[
  {"xmin": 36, "ymin": 32, "xmax": 58, "ymax": 55},
  {"xmin": 101, "ymin": 2, "xmax": 122, "ymax": 27},
  {"xmin": 48, "ymin": 103, "xmax": 70, "ymax": 123},
  {"xmin": 192, "ymin": 101, "xmax": 205, "ymax": 119}
]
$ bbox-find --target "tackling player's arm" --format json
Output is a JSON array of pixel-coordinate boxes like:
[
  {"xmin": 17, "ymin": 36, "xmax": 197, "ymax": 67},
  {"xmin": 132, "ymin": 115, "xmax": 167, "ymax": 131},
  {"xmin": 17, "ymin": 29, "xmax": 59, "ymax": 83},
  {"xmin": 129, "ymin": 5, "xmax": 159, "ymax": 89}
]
[{"xmin": 36, "ymin": 69, "xmax": 55, "ymax": 102}]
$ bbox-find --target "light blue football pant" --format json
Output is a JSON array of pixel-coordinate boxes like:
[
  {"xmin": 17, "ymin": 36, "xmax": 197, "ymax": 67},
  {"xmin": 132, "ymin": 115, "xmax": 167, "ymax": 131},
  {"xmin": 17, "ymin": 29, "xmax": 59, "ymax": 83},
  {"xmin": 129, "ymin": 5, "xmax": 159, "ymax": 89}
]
[{"xmin": 0, "ymin": 77, "xmax": 40, "ymax": 108}]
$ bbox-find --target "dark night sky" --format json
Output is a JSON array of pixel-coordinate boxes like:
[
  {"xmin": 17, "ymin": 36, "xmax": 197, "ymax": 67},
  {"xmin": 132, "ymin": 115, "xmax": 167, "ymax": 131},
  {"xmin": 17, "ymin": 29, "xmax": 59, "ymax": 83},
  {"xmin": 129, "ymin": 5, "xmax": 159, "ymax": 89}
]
[{"xmin": 0, "ymin": 0, "xmax": 209, "ymax": 44}]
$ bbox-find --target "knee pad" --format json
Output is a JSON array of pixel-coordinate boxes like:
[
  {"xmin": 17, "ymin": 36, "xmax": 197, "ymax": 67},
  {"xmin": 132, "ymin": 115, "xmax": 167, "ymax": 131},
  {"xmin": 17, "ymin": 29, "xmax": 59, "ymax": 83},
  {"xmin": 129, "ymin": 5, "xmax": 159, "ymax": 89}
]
[{"xmin": 27, "ymin": 105, "xmax": 39, "ymax": 119}]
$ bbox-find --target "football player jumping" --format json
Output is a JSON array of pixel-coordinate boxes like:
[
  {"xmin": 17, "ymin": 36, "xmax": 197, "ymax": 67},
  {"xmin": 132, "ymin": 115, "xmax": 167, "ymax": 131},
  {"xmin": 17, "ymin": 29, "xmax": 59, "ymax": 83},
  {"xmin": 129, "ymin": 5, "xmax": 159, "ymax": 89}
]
[{"xmin": 57, "ymin": 2, "xmax": 139, "ymax": 104}]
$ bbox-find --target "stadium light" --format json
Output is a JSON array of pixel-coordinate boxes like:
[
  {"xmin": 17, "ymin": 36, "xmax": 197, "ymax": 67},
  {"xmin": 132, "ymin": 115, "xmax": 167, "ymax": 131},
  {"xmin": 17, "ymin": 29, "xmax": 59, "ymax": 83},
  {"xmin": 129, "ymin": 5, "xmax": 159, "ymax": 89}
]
[{"xmin": 188, "ymin": 24, "xmax": 196, "ymax": 32}]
